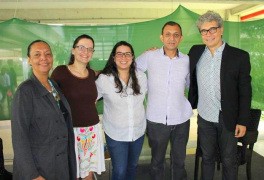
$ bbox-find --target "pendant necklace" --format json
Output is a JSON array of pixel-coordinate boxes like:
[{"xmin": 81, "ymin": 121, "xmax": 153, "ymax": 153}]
[{"xmin": 48, "ymin": 79, "xmax": 60, "ymax": 107}]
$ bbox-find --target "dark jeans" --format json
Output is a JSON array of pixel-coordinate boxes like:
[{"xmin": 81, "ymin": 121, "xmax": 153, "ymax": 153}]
[
  {"xmin": 147, "ymin": 120, "xmax": 190, "ymax": 180},
  {"xmin": 198, "ymin": 113, "xmax": 238, "ymax": 180},
  {"xmin": 105, "ymin": 134, "xmax": 144, "ymax": 180}
]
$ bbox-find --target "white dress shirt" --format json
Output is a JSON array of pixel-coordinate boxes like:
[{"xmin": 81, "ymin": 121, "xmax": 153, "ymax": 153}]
[
  {"xmin": 136, "ymin": 47, "xmax": 193, "ymax": 125},
  {"xmin": 96, "ymin": 71, "xmax": 147, "ymax": 141}
]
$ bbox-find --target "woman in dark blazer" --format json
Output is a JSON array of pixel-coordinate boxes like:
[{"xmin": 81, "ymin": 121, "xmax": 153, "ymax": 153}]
[{"xmin": 11, "ymin": 40, "xmax": 76, "ymax": 180}]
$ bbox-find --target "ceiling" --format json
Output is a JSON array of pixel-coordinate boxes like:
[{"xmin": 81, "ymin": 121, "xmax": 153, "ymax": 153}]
[{"xmin": 0, "ymin": 0, "xmax": 264, "ymax": 25}]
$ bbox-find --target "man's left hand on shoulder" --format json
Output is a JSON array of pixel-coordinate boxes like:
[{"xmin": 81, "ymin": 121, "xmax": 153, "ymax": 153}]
[{"xmin": 235, "ymin": 124, "xmax": 247, "ymax": 138}]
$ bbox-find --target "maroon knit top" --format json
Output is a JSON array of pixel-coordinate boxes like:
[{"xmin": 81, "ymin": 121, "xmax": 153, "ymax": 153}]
[{"xmin": 51, "ymin": 65, "xmax": 99, "ymax": 127}]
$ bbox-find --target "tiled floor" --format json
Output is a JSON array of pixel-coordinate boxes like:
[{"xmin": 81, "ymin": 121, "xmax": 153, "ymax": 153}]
[{"xmin": 1, "ymin": 110, "xmax": 264, "ymax": 167}]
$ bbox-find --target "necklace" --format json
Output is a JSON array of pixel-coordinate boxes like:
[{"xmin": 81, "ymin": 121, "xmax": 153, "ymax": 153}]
[
  {"xmin": 48, "ymin": 80, "xmax": 61, "ymax": 105},
  {"xmin": 68, "ymin": 65, "xmax": 88, "ymax": 78}
]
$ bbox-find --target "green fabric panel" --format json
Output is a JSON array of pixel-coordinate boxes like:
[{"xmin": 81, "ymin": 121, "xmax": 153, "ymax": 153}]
[{"xmin": 0, "ymin": 6, "xmax": 263, "ymax": 120}]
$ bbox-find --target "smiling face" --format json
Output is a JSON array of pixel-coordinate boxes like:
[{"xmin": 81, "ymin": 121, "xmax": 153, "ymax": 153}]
[
  {"xmin": 200, "ymin": 21, "xmax": 223, "ymax": 52},
  {"xmin": 160, "ymin": 24, "xmax": 183, "ymax": 52},
  {"xmin": 72, "ymin": 38, "xmax": 94, "ymax": 65},
  {"xmin": 28, "ymin": 42, "xmax": 53, "ymax": 76},
  {"xmin": 114, "ymin": 45, "xmax": 133, "ymax": 71}
]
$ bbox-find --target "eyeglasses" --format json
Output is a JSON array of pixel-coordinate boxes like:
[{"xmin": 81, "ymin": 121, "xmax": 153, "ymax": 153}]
[
  {"xmin": 200, "ymin": 26, "xmax": 220, "ymax": 35},
  {"xmin": 115, "ymin": 52, "xmax": 133, "ymax": 59},
  {"xmin": 163, "ymin": 33, "xmax": 181, "ymax": 39},
  {"xmin": 75, "ymin": 45, "xmax": 95, "ymax": 53}
]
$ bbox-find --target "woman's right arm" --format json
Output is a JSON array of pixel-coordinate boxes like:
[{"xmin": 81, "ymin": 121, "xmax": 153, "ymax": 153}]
[{"xmin": 95, "ymin": 74, "xmax": 104, "ymax": 100}]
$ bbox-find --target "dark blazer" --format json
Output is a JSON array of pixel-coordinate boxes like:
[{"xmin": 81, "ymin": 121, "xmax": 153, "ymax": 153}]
[
  {"xmin": 188, "ymin": 43, "xmax": 252, "ymax": 131},
  {"xmin": 11, "ymin": 74, "xmax": 76, "ymax": 180}
]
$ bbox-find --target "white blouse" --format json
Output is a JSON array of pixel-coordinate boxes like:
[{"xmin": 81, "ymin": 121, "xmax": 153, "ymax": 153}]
[{"xmin": 96, "ymin": 71, "xmax": 147, "ymax": 142}]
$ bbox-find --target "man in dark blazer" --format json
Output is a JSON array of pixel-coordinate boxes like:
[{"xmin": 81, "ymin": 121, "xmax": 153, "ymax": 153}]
[{"xmin": 188, "ymin": 11, "xmax": 252, "ymax": 180}]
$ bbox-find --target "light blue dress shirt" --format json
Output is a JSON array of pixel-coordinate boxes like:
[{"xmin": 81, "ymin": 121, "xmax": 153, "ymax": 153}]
[
  {"xmin": 197, "ymin": 42, "xmax": 225, "ymax": 123},
  {"xmin": 136, "ymin": 47, "xmax": 193, "ymax": 125}
]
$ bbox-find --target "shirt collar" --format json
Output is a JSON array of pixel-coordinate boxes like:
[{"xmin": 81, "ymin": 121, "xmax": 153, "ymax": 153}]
[
  {"xmin": 160, "ymin": 46, "xmax": 180, "ymax": 59},
  {"xmin": 205, "ymin": 41, "xmax": 226, "ymax": 54}
]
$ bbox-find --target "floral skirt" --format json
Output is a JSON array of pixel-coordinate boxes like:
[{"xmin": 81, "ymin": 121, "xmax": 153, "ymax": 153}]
[{"xmin": 74, "ymin": 123, "xmax": 105, "ymax": 178}]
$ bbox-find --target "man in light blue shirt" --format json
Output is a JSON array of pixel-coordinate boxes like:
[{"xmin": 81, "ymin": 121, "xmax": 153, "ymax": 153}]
[
  {"xmin": 188, "ymin": 11, "xmax": 251, "ymax": 180},
  {"xmin": 136, "ymin": 21, "xmax": 193, "ymax": 180}
]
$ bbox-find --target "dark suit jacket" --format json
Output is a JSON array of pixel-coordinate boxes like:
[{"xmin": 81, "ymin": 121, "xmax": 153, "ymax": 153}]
[
  {"xmin": 188, "ymin": 43, "xmax": 252, "ymax": 131},
  {"xmin": 12, "ymin": 74, "xmax": 76, "ymax": 180}
]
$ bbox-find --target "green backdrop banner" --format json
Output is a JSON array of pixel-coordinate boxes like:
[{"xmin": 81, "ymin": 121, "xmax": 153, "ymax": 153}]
[{"xmin": 0, "ymin": 6, "xmax": 263, "ymax": 120}]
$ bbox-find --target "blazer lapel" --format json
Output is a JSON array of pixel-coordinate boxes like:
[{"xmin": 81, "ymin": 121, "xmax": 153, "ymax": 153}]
[{"xmin": 191, "ymin": 45, "xmax": 206, "ymax": 73}]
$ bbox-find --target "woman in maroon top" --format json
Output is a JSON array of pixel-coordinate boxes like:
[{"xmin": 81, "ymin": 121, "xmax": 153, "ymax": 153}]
[{"xmin": 51, "ymin": 34, "xmax": 105, "ymax": 180}]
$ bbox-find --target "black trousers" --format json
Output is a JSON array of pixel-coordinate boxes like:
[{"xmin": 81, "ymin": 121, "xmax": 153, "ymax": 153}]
[
  {"xmin": 198, "ymin": 113, "xmax": 238, "ymax": 180},
  {"xmin": 147, "ymin": 120, "xmax": 190, "ymax": 180}
]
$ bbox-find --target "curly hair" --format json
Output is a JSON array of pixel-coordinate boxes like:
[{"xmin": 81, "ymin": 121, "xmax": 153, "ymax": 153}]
[{"xmin": 196, "ymin": 10, "xmax": 223, "ymax": 30}]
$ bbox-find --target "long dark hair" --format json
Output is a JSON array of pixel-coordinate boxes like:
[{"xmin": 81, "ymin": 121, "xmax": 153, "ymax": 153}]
[
  {"xmin": 68, "ymin": 34, "xmax": 94, "ymax": 65},
  {"xmin": 101, "ymin": 41, "xmax": 140, "ymax": 95}
]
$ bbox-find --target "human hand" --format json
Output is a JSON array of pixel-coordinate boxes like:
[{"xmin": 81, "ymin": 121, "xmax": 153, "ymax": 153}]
[
  {"xmin": 145, "ymin": 47, "xmax": 158, "ymax": 52},
  {"xmin": 94, "ymin": 70, "xmax": 101, "ymax": 76},
  {"xmin": 235, "ymin": 124, "xmax": 246, "ymax": 138},
  {"xmin": 32, "ymin": 176, "xmax": 46, "ymax": 180}
]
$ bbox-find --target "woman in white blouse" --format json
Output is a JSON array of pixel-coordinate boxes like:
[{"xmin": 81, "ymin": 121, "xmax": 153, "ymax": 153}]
[{"xmin": 96, "ymin": 41, "xmax": 147, "ymax": 180}]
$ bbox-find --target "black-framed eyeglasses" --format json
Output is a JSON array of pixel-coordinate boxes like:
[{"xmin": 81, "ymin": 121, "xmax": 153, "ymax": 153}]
[
  {"xmin": 200, "ymin": 26, "xmax": 220, "ymax": 35},
  {"xmin": 115, "ymin": 52, "xmax": 133, "ymax": 59},
  {"xmin": 75, "ymin": 45, "xmax": 95, "ymax": 53}
]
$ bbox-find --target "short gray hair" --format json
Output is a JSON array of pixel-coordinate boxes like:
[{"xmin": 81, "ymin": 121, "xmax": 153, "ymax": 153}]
[{"xmin": 196, "ymin": 11, "xmax": 223, "ymax": 30}]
